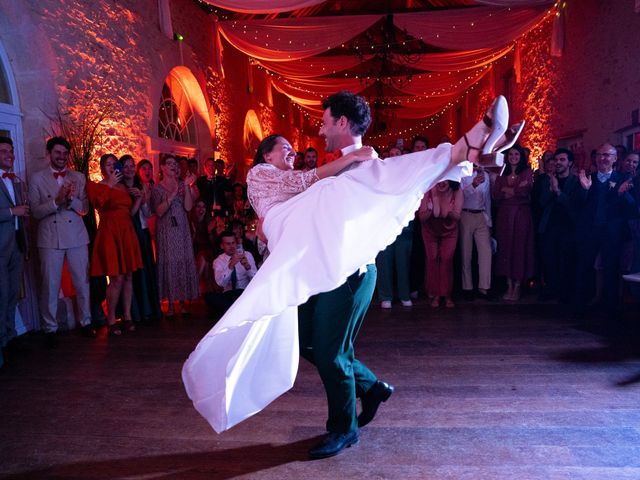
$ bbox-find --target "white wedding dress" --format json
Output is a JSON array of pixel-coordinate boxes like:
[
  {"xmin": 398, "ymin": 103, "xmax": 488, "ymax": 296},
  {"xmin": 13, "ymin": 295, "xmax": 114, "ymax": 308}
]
[{"xmin": 182, "ymin": 144, "xmax": 471, "ymax": 433}]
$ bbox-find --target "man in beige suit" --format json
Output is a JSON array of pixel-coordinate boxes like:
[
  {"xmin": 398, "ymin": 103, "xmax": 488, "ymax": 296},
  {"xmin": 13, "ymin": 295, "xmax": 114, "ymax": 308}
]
[{"xmin": 28, "ymin": 137, "xmax": 95, "ymax": 346}]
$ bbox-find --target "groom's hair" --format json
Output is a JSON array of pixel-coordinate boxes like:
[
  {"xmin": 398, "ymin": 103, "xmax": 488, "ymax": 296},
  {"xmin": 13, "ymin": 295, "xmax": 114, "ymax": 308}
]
[{"xmin": 322, "ymin": 91, "xmax": 371, "ymax": 137}]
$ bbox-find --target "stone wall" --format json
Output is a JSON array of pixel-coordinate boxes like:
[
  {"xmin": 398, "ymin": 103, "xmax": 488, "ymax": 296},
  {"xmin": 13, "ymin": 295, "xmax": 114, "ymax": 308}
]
[
  {"xmin": 430, "ymin": 0, "xmax": 640, "ymax": 166},
  {"xmin": 0, "ymin": 0, "xmax": 311, "ymax": 181},
  {"xmin": 552, "ymin": 0, "xmax": 640, "ymax": 152}
]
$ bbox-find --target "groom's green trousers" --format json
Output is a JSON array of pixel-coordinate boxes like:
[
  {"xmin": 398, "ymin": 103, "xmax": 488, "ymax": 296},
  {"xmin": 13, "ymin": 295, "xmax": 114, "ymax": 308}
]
[{"xmin": 298, "ymin": 264, "xmax": 378, "ymax": 433}]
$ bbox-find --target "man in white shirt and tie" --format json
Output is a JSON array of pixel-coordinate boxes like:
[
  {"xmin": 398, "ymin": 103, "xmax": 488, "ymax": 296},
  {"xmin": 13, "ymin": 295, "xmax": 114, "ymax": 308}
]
[
  {"xmin": 459, "ymin": 166, "xmax": 494, "ymax": 300},
  {"xmin": 206, "ymin": 231, "xmax": 257, "ymax": 316}
]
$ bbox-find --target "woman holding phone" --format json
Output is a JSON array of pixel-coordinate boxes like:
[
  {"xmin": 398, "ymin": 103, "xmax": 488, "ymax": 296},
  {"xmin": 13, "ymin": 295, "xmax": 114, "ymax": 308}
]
[{"xmin": 86, "ymin": 153, "xmax": 143, "ymax": 335}]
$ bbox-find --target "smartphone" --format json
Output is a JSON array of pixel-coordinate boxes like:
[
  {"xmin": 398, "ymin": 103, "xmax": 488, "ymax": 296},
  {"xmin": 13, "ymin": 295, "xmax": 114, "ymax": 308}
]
[{"xmin": 113, "ymin": 161, "xmax": 123, "ymax": 174}]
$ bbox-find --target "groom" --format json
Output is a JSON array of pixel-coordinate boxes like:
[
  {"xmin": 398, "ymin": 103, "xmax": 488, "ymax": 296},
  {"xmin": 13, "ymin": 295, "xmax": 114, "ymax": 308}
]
[{"xmin": 299, "ymin": 91, "xmax": 394, "ymax": 459}]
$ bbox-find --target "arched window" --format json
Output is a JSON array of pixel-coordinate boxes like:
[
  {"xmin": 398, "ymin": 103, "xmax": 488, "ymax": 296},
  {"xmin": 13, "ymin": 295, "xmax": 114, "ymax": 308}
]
[
  {"xmin": 0, "ymin": 60, "xmax": 14, "ymax": 139},
  {"xmin": 158, "ymin": 79, "xmax": 196, "ymax": 144},
  {"xmin": 0, "ymin": 41, "xmax": 22, "ymax": 153},
  {"xmin": 0, "ymin": 61, "xmax": 10, "ymax": 105}
]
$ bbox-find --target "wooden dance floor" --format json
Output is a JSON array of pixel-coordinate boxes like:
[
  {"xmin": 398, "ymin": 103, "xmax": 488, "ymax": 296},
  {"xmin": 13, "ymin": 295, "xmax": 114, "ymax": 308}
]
[{"xmin": 2, "ymin": 299, "xmax": 640, "ymax": 479}]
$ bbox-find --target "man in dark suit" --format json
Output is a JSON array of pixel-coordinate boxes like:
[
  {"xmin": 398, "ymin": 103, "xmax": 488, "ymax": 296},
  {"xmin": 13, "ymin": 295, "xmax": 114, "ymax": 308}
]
[
  {"xmin": 0, "ymin": 137, "xmax": 29, "ymax": 368},
  {"xmin": 537, "ymin": 148, "xmax": 581, "ymax": 302},
  {"xmin": 195, "ymin": 158, "xmax": 232, "ymax": 217},
  {"xmin": 573, "ymin": 143, "xmax": 631, "ymax": 315},
  {"xmin": 299, "ymin": 91, "xmax": 394, "ymax": 459}
]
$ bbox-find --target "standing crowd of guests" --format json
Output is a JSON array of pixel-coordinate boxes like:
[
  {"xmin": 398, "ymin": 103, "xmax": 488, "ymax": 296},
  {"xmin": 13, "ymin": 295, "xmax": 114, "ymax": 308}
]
[
  {"xmin": 375, "ymin": 136, "xmax": 640, "ymax": 321},
  {"xmin": 2, "ymin": 132, "xmax": 639, "ymax": 367},
  {"xmin": 0, "ymin": 135, "xmax": 268, "ymax": 366}
]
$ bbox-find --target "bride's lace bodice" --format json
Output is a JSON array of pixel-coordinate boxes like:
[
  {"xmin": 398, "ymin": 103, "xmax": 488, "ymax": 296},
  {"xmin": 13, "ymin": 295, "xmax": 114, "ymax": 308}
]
[{"xmin": 247, "ymin": 163, "xmax": 320, "ymax": 218}]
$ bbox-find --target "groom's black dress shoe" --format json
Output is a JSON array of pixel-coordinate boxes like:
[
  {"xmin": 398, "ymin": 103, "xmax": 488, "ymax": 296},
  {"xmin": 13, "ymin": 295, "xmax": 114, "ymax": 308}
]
[
  {"xmin": 358, "ymin": 380, "xmax": 394, "ymax": 427},
  {"xmin": 308, "ymin": 430, "xmax": 359, "ymax": 459}
]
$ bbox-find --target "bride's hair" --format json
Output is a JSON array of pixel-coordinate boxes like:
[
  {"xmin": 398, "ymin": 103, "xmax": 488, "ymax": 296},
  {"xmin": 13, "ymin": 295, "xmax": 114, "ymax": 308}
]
[{"xmin": 253, "ymin": 134, "xmax": 283, "ymax": 166}]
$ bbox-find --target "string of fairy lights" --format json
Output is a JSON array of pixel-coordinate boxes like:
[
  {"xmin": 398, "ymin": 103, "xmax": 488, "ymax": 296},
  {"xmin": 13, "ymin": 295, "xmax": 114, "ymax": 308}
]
[
  {"xmin": 194, "ymin": 0, "xmax": 559, "ymax": 143},
  {"xmin": 306, "ymin": 7, "xmax": 557, "ymax": 143},
  {"xmin": 261, "ymin": 64, "xmax": 493, "ymax": 104},
  {"xmin": 251, "ymin": 42, "xmax": 509, "ymax": 78},
  {"xmin": 220, "ymin": 6, "xmax": 550, "ymax": 54}
]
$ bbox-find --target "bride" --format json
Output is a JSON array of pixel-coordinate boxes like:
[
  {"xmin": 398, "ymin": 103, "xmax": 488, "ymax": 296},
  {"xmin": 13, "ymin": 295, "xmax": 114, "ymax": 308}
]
[{"xmin": 182, "ymin": 95, "xmax": 523, "ymax": 433}]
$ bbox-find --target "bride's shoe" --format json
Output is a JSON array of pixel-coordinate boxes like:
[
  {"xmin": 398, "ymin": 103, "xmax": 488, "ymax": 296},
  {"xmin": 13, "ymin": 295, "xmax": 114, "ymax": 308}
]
[
  {"xmin": 463, "ymin": 96, "xmax": 507, "ymax": 164},
  {"xmin": 465, "ymin": 121, "xmax": 525, "ymax": 168},
  {"xmin": 493, "ymin": 121, "xmax": 525, "ymax": 165},
  {"xmin": 464, "ymin": 96, "xmax": 512, "ymax": 167}
]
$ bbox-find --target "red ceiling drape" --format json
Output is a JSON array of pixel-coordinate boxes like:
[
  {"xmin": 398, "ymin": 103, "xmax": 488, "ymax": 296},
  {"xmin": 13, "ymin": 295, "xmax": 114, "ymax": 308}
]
[
  {"xmin": 204, "ymin": 0, "xmax": 554, "ymax": 13},
  {"xmin": 202, "ymin": 0, "xmax": 326, "ymax": 14},
  {"xmin": 394, "ymin": 5, "xmax": 550, "ymax": 50},
  {"xmin": 256, "ymin": 45, "xmax": 512, "ymax": 80},
  {"xmin": 217, "ymin": 7, "xmax": 548, "ymax": 62},
  {"xmin": 212, "ymin": 2, "xmax": 555, "ymax": 127},
  {"xmin": 218, "ymin": 15, "xmax": 380, "ymax": 61}
]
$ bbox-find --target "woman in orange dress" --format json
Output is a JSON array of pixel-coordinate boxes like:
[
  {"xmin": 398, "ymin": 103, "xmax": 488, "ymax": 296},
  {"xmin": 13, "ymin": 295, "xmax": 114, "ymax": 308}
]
[{"xmin": 87, "ymin": 154, "xmax": 143, "ymax": 335}]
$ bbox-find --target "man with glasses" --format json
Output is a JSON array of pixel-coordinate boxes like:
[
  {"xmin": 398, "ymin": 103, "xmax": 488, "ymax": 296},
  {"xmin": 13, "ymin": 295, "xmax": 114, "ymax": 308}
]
[{"xmin": 574, "ymin": 143, "xmax": 630, "ymax": 317}]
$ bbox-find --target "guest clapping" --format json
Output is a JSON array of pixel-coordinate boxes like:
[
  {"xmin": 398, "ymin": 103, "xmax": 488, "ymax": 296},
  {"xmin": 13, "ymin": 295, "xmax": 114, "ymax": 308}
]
[
  {"xmin": 151, "ymin": 154, "xmax": 199, "ymax": 317},
  {"xmin": 121, "ymin": 156, "xmax": 162, "ymax": 323},
  {"xmin": 492, "ymin": 144, "xmax": 535, "ymax": 301}
]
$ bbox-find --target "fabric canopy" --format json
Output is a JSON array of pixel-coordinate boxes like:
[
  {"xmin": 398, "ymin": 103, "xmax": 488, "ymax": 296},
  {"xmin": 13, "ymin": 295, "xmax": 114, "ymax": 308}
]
[
  {"xmin": 212, "ymin": 2, "xmax": 555, "ymax": 137},
  {"xmin": 218, "ymin": 15, "xmax": 380, "ymax": 61},
  {"xmin": 218, "ymin": 7, "xmax": 547, "ymax": 61},
  {"xmin": 204, "ymin": 0, "xmax": 554, "ymax": 13},
  {"xmin": 395, "ymin": 5, "xmax": 550, "ymax": 50},
  {"xmin": 257, "ymin": 45, "xmax": 511, "ymax": 80},
  {"xmin": 202, "ymin": 0, "xmax": 326, "ymax": 14},
  {"xmin": 475, "ymin": 0, "xmax": 555, "ymax": 5}
]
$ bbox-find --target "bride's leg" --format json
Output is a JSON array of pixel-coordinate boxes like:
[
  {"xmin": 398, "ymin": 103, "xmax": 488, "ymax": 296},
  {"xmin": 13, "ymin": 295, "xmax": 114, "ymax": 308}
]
[{"xmin": 450, "ymin": 118, "xmax": 491, "ymax": 166}]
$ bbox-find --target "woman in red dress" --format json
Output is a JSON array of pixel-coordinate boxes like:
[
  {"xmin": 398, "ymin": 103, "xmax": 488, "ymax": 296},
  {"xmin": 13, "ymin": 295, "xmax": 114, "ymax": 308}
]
[{"xmin": 87, "ymin": 154, "xmax": 143, "ymax": 335}]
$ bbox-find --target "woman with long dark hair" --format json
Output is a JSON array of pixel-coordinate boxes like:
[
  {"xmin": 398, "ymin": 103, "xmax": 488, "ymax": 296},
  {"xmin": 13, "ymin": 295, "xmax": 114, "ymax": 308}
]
[
  {"xmin": 492, "ymin": 144, "xmax": 535, "ymax": 301},
  {"xmin": 120, "ymin": 155, "xmax": 162, "ymax": 323}
]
